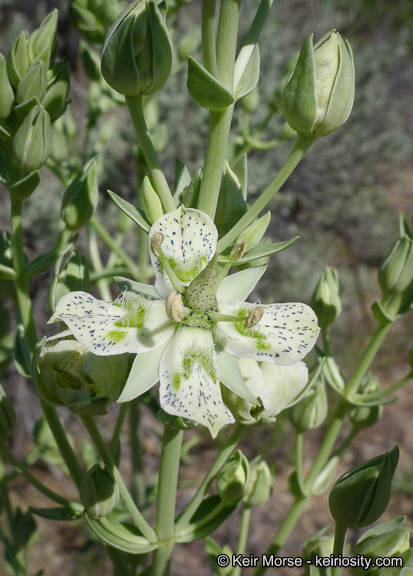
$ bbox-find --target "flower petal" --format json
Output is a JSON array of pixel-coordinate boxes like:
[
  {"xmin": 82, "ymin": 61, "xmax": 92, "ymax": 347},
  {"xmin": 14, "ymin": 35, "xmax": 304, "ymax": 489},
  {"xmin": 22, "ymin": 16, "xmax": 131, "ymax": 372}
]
[
  {"xmin": 259, "ymin": 361, "xmax": 309, "ymax": 416},
  {"xmin": 117, "ymin": 336, "xmax": 173, "ymax": 402},
  {"xmin": 214, "ymin": 301, "xmax": 319, "ymax": 365},
  {"xmin": 149, "ymin": 206, "xmax": 218, "ymax": 297},
  {"xmin": 159, "ymin": 326, "xmax": 235, "ymax": 438},
  {"xmin": 217, "ymin": 265, "xmax": 267, "ymax": 303},
  {"xmin": 49, "ymin": 291, "xmax": 174, "ymax": 355}
]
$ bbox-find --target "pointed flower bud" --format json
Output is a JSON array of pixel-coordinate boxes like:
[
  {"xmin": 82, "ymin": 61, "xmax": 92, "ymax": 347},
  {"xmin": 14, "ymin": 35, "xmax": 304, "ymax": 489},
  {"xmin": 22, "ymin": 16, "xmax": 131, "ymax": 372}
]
[
  {"xmin": 80, "ymin": 464, "xmax": 119, "ymax": 518},
  {"xmin": 329, "ymin": 447, "xmax": 399, "ymax": 528},
  {"xmin": 0, "ymin": 54, "xmax": 15, "ymax": 119},
  {"xmin": 60, "ymin": 158, "xmax": 98, "ymax": 230},
  {"xmin": 7, "ymin": 31, "xmax": 30, "ymax": 88},
  {"xmin": 354, "ymin": 516, "xmax": 411, "ymax": 576},
  {"xmin": 80, "ymin": 41, "xmax": 102, "ymax": 82},
  {"xmin": 0, "ymin": 385, "xmax": 16, "ymax": 442},
  {"xmin": 378, "ymin": 236, "xmax": 413, "ymax": 296},
  {"xmin": 236, "ymin": 212, "xmax": 271, "ymax": 254},
  {"xmin": 142, "ymin": 176, "xmax": 164, "ymax": 224},
  {"xmin": 244, "ymin": 459, "xmax": 273, "ymax": 508},
  {"xmin": 31, "ymin": 10, "xmax": 59, "ymax": 63},
  {"xmin": 101, "ymin": 0, "xmax": 173, "ymax": 97},
  {"xmin": 42, "ymin": 62, "xmax": 71, "ymax": 120},
  {"xmin": 311, "ymin": 267, "xmax": 342, "ymax": 329},
  {"xmin": 282, "ymin": 31, "xmax": 355, "ymax": 137},
  {"xmin": 217, "ymin": 450, "xmax": 250, "ymax": 505},
  {"xmin": 348, "ymin": 373, "xmax": 383, "ymax": 430},
  {"xmin": 16, "ymin": 60, "xmax": 47, "ymax": 105},
  {"xmin": 13, "ymin": 104, "xmax": 51, "ymax": 172},
  {"xmin": 289, "ymin": 378, "xmax": 328, "ymax": 431}
]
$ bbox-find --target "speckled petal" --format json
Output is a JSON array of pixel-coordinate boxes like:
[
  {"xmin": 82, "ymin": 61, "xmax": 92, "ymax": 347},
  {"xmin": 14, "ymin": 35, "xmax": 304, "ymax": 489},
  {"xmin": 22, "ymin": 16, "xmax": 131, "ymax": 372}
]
[
  {"xmin": 214, "ymin": 301, "xmax": 319, "ymax": 365},
  {"xmin": 149, "ymin": 206, "xmax": 218, "ymax": 297},
  {"xmin": 49, "ymin": 291, "xmax": 175, "ymax": 356},
  {"xmin": 159, "ymin": 326, "xmax": 235, "ymax": 438}
]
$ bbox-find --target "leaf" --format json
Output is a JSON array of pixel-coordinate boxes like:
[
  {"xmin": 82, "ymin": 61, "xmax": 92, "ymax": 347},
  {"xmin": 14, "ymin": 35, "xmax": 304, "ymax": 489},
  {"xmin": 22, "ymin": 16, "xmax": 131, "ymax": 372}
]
[
  {"xmin": 8, "ymin": 170, "xmax": 41, "ymax": 200},
  {"xmin": 84, "ymin": 514, "xmax": 158, "ymax": 554},
  {"xmin": 176, "ymin": 495, "xmax": 238, "ymax": 542},
  {"xmin": 27, "ymin": 235, "xmax": 76, "ymax": 276},
  {"xmin": 0, "ymin": 263, "xmax": 17, "ymax": 280},
  {"xmin": 218, "ymin": 237, "xmax": 299, "ymax": 265},
  {"xmin": 108, "ymin": 190, "xmax": 150, "ymax": 233},
  {"xmin": 235, "ymin": 45, "xmax": 260, "ymax": 100},
  {"xmin": 173, "ymin": 158, "xmax": 191, "ymax": 203},
  {"xmin": 115, "ymin": 276, "xmax": 162, "ymax": 300},
  {"xmin": 30, "ymin": 506, "xmax": 83, "ymax": 521},
  {"xmin": 14, "ymin": 328, "xmax": 32, "ymax": 379},
  {"xmin": 187, "ymin": 56, "xmax": 235, "ymax": 111},
  {"xmin": 232, "ymin": 154, "xmax": 248, "ymax": 201}
]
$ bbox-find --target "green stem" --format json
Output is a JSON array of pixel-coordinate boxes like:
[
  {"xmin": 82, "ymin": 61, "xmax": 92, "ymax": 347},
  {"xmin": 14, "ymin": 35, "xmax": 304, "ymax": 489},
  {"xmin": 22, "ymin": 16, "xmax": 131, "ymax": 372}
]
[
  {"xmin": 202, "ymin": 0, "xmax": 218, "ymax": 77},
  {"xmin": 197, "ymin": 0, "xmax": 241, "ymax": 219},
  {"xmin": 80, "ymin": 415, "xmax": 157, "ymax": 543},
  {"xmin": 110, "ymin": 403, "xmax": 129, "ymax": 457},
  {"xmin": 217, "ymin": 133, "xmax": 315, "ymax": 251},
  {"xmin": 176, "ymin": 423, "xmax": 245, "ymax": 530},
  {"xmin": 90, "ymin": 216, "xmax": 141, "ymax": 279},
  {"xmin": 129, "ymin": 399, "xmax": 146, "ymax": 509},
  {"xmin": 331, "ymin": 523, "xmax": 347, "ymax": 576},
  {"xmin": 87, "ymin": 225, "xmax": 112, "ymax": 302},
  {"xmin": 294, "ymin": 432, "xmax": 304, "ymax": 487},
  {"xmin": 0, "ymin": 444, "xmax": 75, "ymax": 507},
  {"xmin": 151, "ymin": 427, "xmax": 183, "ymax": 576},
  {"xmin": 106, "ymin": 545, "xmax": 132, "ymax": 576},
  {"xmin": 233, "ymin": 506, "xmax": 252, "ymax": 576},
  {"xmin": 252, "ymin": 498, "xmax": 308, "ymax": 576},
  {"xmin": 11, "ymin": 199, "xmax": 38, "ymax": 352},
  {"xmin": 125, "ymin": 96, "xmax": 175, "ymax": 214}
]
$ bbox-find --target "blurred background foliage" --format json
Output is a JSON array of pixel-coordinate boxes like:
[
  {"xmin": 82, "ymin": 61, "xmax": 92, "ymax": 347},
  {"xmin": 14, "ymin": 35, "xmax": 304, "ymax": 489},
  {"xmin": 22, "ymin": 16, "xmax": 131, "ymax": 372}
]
[{"xmin": 0, "ymin": 0, "xmax": 412, "ymax": 573}]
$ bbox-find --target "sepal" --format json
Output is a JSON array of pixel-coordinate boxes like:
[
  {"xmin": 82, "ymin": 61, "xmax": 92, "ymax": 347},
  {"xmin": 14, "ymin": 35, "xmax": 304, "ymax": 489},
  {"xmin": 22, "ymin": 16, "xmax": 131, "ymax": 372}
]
[{"xmin": 187, "ymin": 56, "xmax": 235, "ymax": 110}]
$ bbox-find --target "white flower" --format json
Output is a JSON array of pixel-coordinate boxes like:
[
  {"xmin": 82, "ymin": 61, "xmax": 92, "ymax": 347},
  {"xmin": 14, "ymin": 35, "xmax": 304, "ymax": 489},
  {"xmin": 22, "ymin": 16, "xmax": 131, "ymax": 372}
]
[{"xmin": 49, "ymin": 206, "xmax": 319, "ymax": 437}]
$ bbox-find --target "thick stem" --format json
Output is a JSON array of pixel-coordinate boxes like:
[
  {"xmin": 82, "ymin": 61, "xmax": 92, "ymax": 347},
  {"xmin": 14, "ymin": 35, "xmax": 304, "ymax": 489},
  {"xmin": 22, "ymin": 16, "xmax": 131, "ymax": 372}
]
[
  {"xmin": 202, "ymin": 0, "xmax": 218, "ymax": 77},
  {"xmin": 129, "ymin": 399, "xmax": 146, "ymax": 509},
  {"xmin": 110, "ymin": 403, "xmax": 129, "ymax": 457},
  {"xmin": 233, "ymin": 506, "xmax": 252, "ymax": 576},
  {"xmin": 176, "ymin": 423, "xmax": 245, "ymax": 530},
  {"xmin": 331, "ymin": 523, "xmax": 347, "ymax": 576},
  {"xmin": 151, "ymin": 427, "xmax": 183, "ymax": 576},
  {"xmin": 80, "ymin": 415, "xmax": 157, "ymax": 543},
  {"xmin": 217, "ymin": 134, "xmax": 315, "ymax": 251},
  {"xmin": 0, "ymin": 444, "xmax": 75, "ymax": 507},
  {"xmin": 125, "ymin": 96, "xmax": 175, "ymax": 214},
  {"xmin": 197, "ymin": 0, "xmax": 241, "ymax": 219}
]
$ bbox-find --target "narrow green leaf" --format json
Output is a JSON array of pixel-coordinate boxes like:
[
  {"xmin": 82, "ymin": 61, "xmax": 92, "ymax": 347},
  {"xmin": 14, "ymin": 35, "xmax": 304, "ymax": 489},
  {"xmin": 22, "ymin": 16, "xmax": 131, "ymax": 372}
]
[
  {"xmin": 30, "ymin": 506, "xmax": 82, "ymax": 521},
  {"xmin": 0, "ymin": 263, "xmax": 17, "ymax": 280},
  {"xmin": 84, "ymin": 514, "xmax": 158, "ymax": 554},
  {"xmin": 108, "ymin": 190, "xmax": 150, "ymax": 233},
  {"xmin": 173, "ymin": 158, "xmax": 191, "ymax": 203},
  {"xmin": 27, "ymin": 236, "xmax": 76, "ymax": 276},
  {"xmin": 187, "ymin": 56, "xmax": 235, "ymax": 111},
  {"xmin": 218, "ymin": 237, "xmax": 299, "ymax": 265}
]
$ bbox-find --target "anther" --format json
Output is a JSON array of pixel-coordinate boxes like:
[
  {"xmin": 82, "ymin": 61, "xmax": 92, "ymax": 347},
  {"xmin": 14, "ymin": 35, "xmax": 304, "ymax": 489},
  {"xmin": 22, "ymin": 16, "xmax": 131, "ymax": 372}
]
[
  {"xmin": 150, "ymin": 232, "xmax": 165, "ymax": 257},
  {"xmin": 244, "ymin": 306, "xmax": 264, "ymax": 328},
  {"xmin": 165, "ymin": 290, "xmax": 184, "ymax": 322}
]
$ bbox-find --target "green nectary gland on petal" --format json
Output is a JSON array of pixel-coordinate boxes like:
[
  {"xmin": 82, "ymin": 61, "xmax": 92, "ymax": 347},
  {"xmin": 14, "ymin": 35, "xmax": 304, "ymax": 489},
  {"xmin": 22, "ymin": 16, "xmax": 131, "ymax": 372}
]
[
  {"xmin": 234, "ymin": 312, "xmax": 271, "ymax": 351},
  {"xmin": 105, "ymin": 330, "xmax": 128, "ymax": 343},
  {"xmin": 114, "ymin": 292, "xmax": 150, "ymax": 328},
  {"xmin": 168, "ymin": 254, "xmax": 208, "ymax": 282}
]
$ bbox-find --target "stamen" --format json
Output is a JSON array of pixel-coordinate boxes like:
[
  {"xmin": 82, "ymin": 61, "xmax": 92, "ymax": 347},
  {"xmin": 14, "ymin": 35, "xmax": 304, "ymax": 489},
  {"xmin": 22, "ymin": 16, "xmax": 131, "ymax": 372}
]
[
  {"xmin": 165, "ymin": 290, "xmax": 184, "ymax": 322},
  {"xmin": 244, "ymin": 306, "xmax": 264, "ymax": 328},
  {"xmin": 150, "ymin": 232, "xmax": 165, "ymax": 257},
  {"xmin": 230, "ymin": 239, "xmax": 247, "ymax": 261}
]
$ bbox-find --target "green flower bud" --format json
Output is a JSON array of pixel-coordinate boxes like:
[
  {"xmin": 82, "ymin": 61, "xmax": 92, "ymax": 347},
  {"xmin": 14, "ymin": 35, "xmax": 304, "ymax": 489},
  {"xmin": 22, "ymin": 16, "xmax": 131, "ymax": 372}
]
[
  {"xmin": 50, "ymin": 119, "xmax": 69, "ymax": 162},
  {"xmin": 289, "ymin": 379, "xmax": 328, "ymax": 432},
  {"xmin": 349, "ymin": 373, "xmax": 383, "ymax": 430},
  {"xmin": 0, "ymin": 54, "xmax": 15, "ymax": 119},
  {"xmin": 354, "ymin": 516, "xmax": 411, "ymax": 576},
  {"xmin": 329, "ymin": 446, "xmax": 399, "ymax": 529},
  {"xmin": 60, "ymin": 158, "xmax": 98, "ymax": 230},
  {"xmin": 11, "ymin": 508, "xmax": 39, "ymax": 547},
  {"xmin": 101, "ymin": 0, "xmax": 173, "ymax": 97},
  {"xmin": 282, "ymin": 31, "xmax": 355, "ymax": 137},
  {"xmin": 142, "ymin": 176, "xmax": 164, "ymax": 223},
  {"xmin": 374, "ymin": 549, "xmax": 413, "ymax": 576},
  {"xmin": 244, "ymin": 459, "xmax": 273, "ymax": 508},
  {"xmin": 13, "ymin": 104, "xmax": 51, "ymax": 172},
  {"xmin": 240, "ymin": 85, "xmax": 260, "ymax": 114},
  {"xmin": 16, "ymin": 60, "xmax": 47, "ymax": 105},
  {"xmin": 80, "ymin": 464, "xmax": 119, "ymax": 518},
  {"xmin": 80, "ymin": 41, "xmax": 102, "ymax": 82},
  {"xmin": 311, "ymin": 267, "xmax": 342, "ymax": 329},
  {"xmin": 236, "ymin": 212, "xmax": 271, "ymax": 254},
  {"xmin": 157, "ymin": 408, "xmax": 197, "ymax": 430},
  {"xmin": 217, "ymin": 450, "xmax": 250, "ymax": 505},
  {"xmin": 42, "ymin": 62, "xmax": 71, "ymax": 120},
  {"xmin": 303, "ymin": 528, "xmax": 335, "ymax": 563},
  {"xmin": 378, "ymin": 236, "xmax": 413, "ymax": 296},
  {"xmin": 34, "ymin": 339, "xmax": 129, "ymax": 414},
  {"xmin": 31, "ymin": 10, "xmax": 59, "ymax": 64},
  {"xmin": 0, "ymin": 385, "xmax": 16, "ymax": 442},
  {"xmin": 7, "ymin": 32, "xmax": 30, "ymax": 88}
]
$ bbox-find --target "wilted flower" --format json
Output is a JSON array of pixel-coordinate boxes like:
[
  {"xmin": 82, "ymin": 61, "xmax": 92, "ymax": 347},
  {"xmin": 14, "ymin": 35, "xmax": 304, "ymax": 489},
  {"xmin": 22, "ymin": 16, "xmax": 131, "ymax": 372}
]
[{"xmin": 49, "ymin": 206, "xmax": 319, "ymax": 437}]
